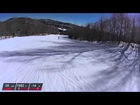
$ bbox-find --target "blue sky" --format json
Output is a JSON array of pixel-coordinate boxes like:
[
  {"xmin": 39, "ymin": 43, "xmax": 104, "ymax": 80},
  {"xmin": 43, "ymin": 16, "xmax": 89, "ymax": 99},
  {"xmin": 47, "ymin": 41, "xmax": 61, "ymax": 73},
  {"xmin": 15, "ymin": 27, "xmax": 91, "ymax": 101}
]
[{"xmin": 0, "ymin": 13, "xmax": 111, "ymax": 25}]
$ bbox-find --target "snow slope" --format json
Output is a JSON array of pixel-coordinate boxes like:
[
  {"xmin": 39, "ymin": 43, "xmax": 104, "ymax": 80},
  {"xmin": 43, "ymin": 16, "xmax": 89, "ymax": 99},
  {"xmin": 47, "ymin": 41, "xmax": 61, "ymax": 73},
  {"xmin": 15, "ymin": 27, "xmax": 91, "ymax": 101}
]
[{"xmin": 0, "ymin": 34, "xmax": 139, "ymax": 92}]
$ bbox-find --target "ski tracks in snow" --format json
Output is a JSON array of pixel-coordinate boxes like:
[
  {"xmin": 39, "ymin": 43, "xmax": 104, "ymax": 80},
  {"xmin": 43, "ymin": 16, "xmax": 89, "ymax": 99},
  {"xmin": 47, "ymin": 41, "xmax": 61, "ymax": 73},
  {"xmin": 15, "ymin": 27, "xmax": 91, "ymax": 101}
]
[{"xmin": 0, "ymin": 35, "xmax": 138, "ymax": 91}]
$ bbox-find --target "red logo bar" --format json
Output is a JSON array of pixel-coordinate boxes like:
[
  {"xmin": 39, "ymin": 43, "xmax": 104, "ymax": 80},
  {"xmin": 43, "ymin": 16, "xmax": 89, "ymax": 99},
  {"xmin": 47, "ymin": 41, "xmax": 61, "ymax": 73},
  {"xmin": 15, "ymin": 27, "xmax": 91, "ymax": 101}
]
[
  {"xmin": 29, "ymin": 88, "xmax": 41, "ymax": 90},
  {"xmin": 3, "ymin": 87, "xmax": 12, "ymax": 90},
  {"xmin": 16, "ymin": 87, "xmax": 28, "ymax": 90}
]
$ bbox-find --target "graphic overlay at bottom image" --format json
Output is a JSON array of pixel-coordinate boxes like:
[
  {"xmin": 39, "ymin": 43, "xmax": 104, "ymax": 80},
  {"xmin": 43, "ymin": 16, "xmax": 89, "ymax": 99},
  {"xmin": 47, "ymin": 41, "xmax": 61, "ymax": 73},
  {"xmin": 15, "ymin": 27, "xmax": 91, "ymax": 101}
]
[
  {"xmin": 29, "ymin": 83, "xmax": 43, "ymax": 90},
  {"xmin": 2, "ymin": 83, "xmax": 16, "ymax": 90},
  {"xmin": 16, "ymin": 83, "xmax": 29, "ymax": 90}
]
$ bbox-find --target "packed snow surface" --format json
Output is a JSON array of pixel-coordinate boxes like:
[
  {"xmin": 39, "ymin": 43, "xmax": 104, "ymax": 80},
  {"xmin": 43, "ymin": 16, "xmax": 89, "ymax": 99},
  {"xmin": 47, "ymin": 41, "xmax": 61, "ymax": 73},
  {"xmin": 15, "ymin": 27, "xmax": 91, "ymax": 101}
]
[{"xmin": 0, "ymin": 34, "xmax": 139, "ymax": 92}]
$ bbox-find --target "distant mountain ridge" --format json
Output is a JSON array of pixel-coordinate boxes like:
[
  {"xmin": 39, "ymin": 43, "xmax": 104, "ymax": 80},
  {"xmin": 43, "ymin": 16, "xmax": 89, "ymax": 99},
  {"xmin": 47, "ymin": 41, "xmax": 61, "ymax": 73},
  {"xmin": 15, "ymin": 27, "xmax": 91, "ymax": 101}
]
[
  {"xmin": 0, "ymin": 17, "xmax": 80, "ymax": 36},
  {"xmin": 38, "ymin": 19, "xmax": 78, "ymax": 29},
  {"xmin": 5, "ymin": 17, "xmax": 79, "ymax": 29}
]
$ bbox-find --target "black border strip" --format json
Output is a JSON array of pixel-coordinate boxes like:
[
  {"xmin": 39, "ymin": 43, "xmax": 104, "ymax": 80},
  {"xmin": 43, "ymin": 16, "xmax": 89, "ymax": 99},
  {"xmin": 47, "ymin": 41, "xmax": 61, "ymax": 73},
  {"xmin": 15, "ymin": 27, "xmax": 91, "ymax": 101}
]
[{"xmin": 1, "ymin": 0, "xmax": 140, "ymax": 13}]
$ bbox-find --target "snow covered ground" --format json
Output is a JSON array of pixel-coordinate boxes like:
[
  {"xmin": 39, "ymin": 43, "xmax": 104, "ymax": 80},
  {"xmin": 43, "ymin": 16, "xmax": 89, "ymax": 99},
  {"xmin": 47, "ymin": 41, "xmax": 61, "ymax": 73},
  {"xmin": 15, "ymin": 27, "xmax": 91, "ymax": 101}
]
[{"xmin": 0, "ymin": 34, "xmax": 139, "ymax": 92}]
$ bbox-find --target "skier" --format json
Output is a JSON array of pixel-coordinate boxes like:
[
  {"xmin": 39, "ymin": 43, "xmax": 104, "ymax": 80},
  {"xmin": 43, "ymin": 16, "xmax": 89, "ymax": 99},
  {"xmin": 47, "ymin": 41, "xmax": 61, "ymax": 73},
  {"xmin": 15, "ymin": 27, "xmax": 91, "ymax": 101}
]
[{"xmin": 58, "ymin": 36, "xmax": 60, "ymax": 40}]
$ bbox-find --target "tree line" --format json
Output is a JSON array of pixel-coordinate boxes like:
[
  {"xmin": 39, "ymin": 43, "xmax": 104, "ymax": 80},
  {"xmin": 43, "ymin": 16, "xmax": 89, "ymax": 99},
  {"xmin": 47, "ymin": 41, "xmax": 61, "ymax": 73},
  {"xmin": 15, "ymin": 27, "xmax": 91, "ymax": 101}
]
[{"xmin": 64, "ymin": 13, "xmax": 140, "ymax": 45}]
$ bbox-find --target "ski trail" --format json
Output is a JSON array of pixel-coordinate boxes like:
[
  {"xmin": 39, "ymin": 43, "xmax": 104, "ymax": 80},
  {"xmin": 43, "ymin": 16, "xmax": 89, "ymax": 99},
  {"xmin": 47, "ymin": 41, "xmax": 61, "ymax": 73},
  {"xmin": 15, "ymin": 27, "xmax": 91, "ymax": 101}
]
[{"xmin": 0, "ymin": 35, "xmax": 139, "ymax": 91}]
